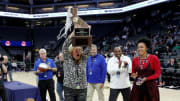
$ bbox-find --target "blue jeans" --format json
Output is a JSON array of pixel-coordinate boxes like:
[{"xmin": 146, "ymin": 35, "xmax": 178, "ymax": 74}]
[
  {"xmin": 57, "ymin": 82, "xmax": 64, "ymax": 101},
  {"xmin": 8, "ymin": 71, "xmax": 13, "ymax": 81}
]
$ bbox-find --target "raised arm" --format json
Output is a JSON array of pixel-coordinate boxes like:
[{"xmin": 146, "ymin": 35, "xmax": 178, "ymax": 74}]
[
  {"xmin": 1, "ymin": 64, "xmax": 7, "ymax": 73},
  {"xmin": 62, "ymin": 33, "xmax": 74, "ymax": 60},
  {"xmin": 83, "ymin": 46, "xmax": 91, "ymax": 59}
]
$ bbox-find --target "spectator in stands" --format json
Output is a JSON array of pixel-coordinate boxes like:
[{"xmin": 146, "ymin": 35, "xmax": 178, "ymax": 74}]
[
  {"xmin": 55, "ymin": 52, "xmax": 64, "ymax": 101},
  {"xmin": 114, "ymin": 35, "xmax": 120, "ymax": 42},
  {"xmin": 129, "ymin": 38, "xmax": 161, "ymax": 101},
  {"xmin": 160, "ymin": 60, "xmax": 167, "ymax": 68},
  {"xmin": 2, "ymin": 56, "xmax": 13, "ymax": 81},
  {"xmin": 62, "ymin": 32, "xmax": 91, "ymax": 101},
  {"xmin": 167, "ymin": 36, "xmax": 174, "ymax": 48},
  {"xmin": 155, "ymin": 51, "xmax": 160, "ymax": 58},
  {"xmin": 102, "ymin": 40, "xmax": 106, "ymax": 46},
  {"xmin": 173, "ymin": 43, "xmax": 180, "ymax": 50},
  {"xmin": 132, "ymin": 50, "xmax": 136, "ymax": 58},
  {"xmin": 107, "ymin": 46, "xmax": 132, "ymax": 101},
  {"xmin": 165, "ymin": 46, "xmax": 172, "ymax": 56},
  {"xmin": 178, "ymin": 56, "xmax": 180, "ymax": 68},
  {"xmin": 171, "ymin": 49, "xmax": 178, "ymax": 56},
  {"xmin": 122, "ymin": 34, "xmax": 127, "ymax": 40},
  {"xmin": 86, "ymin": 44, "xmax": 107, "ymax": 101},
  {"xmin": 167, "ymin": 58, "xmax": 179, "ymax": 69},
  {"xmin": 11, "ymin": 60, "xmax": 18, "ymax": 71},
  {"xmin": 34, "ymin": 48, "xmax": 57, "ymax": 101}
]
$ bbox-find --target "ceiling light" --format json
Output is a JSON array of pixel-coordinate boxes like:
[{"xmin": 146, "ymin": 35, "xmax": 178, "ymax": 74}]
[
  {"xmin": 77, "ymin": 4, "xmax": 89, "ymax": 8},
  {"xmin": 64, "ymin": 5, "xmax": 74, "ymax": 9},
  {"xmin": 42, "ymin": 7, "xmax": 53, "ymax": 11},
  {"xmin": 99, "ymin": 2, "xmax": 114, "ymax": 6},
  {"xmin": 8, "ymin": 6, "xmax": 19, "ymax": 10}
]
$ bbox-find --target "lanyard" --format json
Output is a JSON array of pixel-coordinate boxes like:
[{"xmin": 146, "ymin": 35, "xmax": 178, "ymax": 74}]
[
  {"xmin": 75, "ymin": 64, "xmax": 79, "ymax": 78},
  {"xmin": 118, "ymin": 58, "xmax": 121, "ymax": 63},
  {"xmin": 75, "ymin": 64, "xmax": 81, "ymax": 89},
  {"xmin": 140, "ymin": 54, "xmax": 148, "ymax": 70},
  {"xmin": 90, "ymin": 57, "xmax": 96, "ymax": 72}
]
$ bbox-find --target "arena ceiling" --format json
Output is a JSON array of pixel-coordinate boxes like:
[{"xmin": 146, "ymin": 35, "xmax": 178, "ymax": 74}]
[
  {"xmin": 6, "ymin": 0, "xmax": 104, "ymax": 5},
  {"xmin": 0, "ymin": 0, "xmax": 178, "ymax": 27}
]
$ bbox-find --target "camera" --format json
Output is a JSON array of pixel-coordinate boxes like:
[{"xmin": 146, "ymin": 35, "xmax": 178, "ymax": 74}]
[{"xmin": 0, "ymin": 56, "xmax": 4, "ymax": 62}]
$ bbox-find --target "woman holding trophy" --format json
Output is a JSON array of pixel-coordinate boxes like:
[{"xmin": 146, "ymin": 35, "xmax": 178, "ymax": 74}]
[{"xmin": 62, "ymin": 7, "xmax": 92, "ymax": 101}]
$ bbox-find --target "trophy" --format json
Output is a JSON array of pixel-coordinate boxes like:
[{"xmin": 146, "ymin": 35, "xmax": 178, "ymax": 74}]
[{"xmin": 71, "ymin": 8, "xmax": 92, "ymax": 46}]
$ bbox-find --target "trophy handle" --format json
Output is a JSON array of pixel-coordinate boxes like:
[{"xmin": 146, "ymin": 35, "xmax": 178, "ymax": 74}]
[{"xmin": 71, "ymin": 8, "xmax": 89, "ymax": 28}]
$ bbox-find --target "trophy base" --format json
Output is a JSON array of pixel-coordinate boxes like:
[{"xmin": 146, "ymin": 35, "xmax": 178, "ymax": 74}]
[{"xmin": 72, "ymin": 36, "xmax": 92, "ymax": 47}]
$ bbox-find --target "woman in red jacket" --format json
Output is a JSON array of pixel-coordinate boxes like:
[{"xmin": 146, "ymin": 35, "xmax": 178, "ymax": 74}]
[{"xmin": 129, "ymin": 38, "xmax": 161, "ymax": 101}]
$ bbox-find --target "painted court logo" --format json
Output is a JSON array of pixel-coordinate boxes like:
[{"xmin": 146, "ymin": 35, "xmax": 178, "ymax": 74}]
[{"xmin": 26, "ymin": 98, "xmax": 35, "ymax": 101}]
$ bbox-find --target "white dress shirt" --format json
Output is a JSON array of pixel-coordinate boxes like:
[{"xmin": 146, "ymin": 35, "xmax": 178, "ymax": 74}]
[{"xmin": 107, "ymin": 55, "xmax": 132, "ymax": 89}]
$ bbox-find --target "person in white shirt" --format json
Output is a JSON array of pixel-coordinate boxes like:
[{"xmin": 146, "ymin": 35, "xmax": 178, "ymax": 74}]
[{"xmin": 107, "ymin": 46, "xmax": 132, "ymax": 101}]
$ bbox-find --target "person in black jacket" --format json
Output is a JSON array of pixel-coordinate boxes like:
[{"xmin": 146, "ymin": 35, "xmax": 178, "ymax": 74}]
[
  {"xmin": 167, "ymin": 58, "xmax": 179, "ymax": 69},
  {"xmin": 55, "ymin": 52, "xmax": 64, "ymax": 101},
  {"xmin": 2, "ymin": 56, "xmax": 13, "ymax": 81},
  {"xmin": 25, "ymin": 56, "xmax": 31, "ymax": 72},
  {"xmin": 0, "ymin": 55, "xmax": 8, "ymax": 101}
]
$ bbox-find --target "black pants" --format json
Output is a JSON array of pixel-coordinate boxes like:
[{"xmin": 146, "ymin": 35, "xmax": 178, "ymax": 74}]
[
  {"xmin": 64, "ymin": 86, "xmax": 87, "ymax": 101},
  {"xmin": 107, "ymin": 73, "xmax": 111, "ymax": 82},
  {"xmin": 38, "ymin": 79, "xmax": 56, "ymax": 101},
  {"xmin": 109, "ymin": 87, "xmax": 131, "ymax": 101},
  {"xmin": 0, "ymin": 85, "xmax": 7, "ymax": 101}
]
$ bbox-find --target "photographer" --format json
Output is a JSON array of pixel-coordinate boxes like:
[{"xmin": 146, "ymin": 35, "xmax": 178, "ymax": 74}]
[
  {"xmin": 0, "ymin": 55, "xmax": 8, "ymax": 101},
  {"xmin": 2, "ymin": 56, "xmax": 13, "ymax": 81}
]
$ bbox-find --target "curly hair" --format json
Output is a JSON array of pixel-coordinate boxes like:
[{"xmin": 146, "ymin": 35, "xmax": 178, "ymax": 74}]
[{"xmin": 137, "ymin": 38, "xmax": 151, "ymax": 49}]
